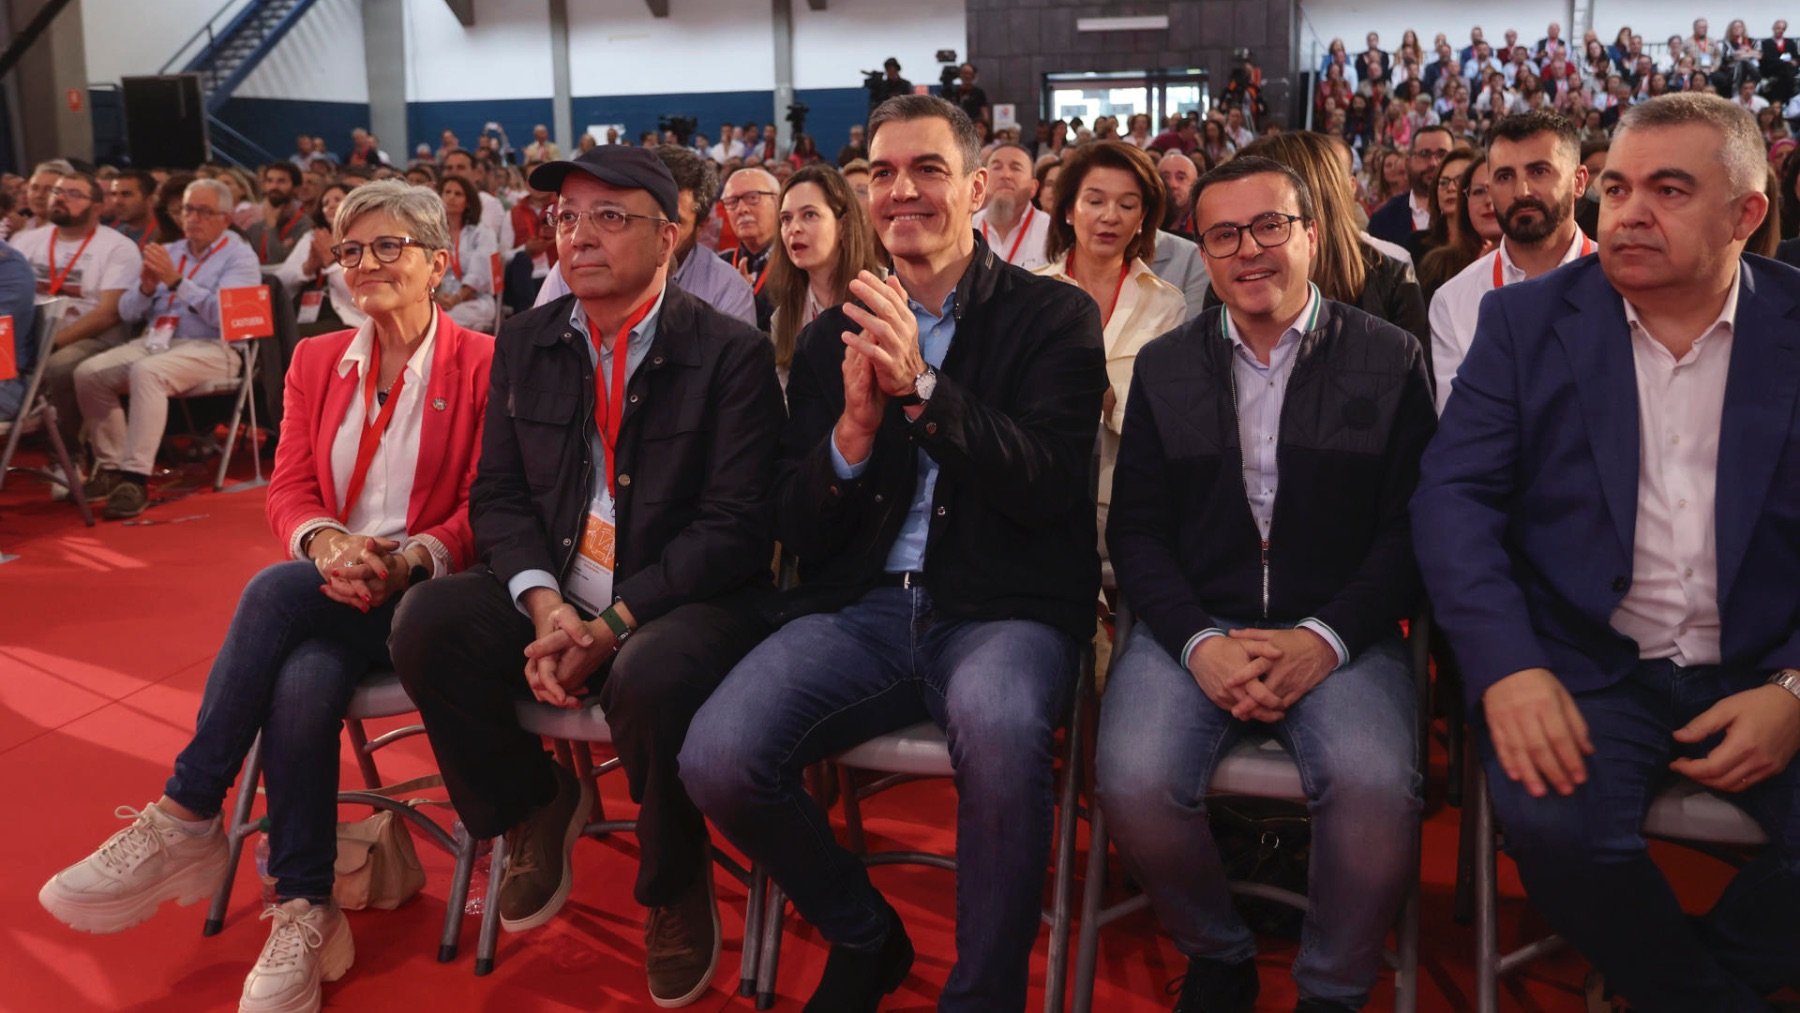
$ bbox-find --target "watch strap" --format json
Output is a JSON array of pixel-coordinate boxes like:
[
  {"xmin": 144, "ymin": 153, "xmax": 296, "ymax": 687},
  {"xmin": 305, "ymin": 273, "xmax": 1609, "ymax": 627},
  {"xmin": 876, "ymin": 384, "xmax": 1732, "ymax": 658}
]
[
  {"xmin": 597, "ymin": 605, "xmax": 633, "ymax": 643},
  {"xmin": 1770, "ymin": 668, "xmax": 1800, "ymax": 703}
]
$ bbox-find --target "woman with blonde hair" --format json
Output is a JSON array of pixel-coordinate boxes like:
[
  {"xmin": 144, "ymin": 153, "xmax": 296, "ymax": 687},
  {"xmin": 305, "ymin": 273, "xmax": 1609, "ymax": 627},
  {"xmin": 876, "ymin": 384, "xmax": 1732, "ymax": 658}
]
[{"xmin": 764, "ymin": 163, "xmax": 882, "ymax": 388}]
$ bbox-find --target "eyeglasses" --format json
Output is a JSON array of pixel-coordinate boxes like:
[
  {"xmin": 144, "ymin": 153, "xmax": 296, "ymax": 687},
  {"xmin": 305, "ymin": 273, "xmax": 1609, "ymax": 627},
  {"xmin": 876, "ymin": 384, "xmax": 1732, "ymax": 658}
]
[
  {"xmin": 1410, "ymin": 149, "xmax": 1451, "ymax": 162},
  {"xmin": 546, "ymin": 208, "xmax": 671, "ymax": 234},
  {"xmin": 1437, "ymin": 177, "xmax": 1463, "ymax": 191},
  {"xmin": 719, "ymin": 191, "xmax": 778, "ymax": 211},
  {"xmin": 49, "ymin": 187, "xmax": 93, "ymax": 203},
  {"xmin": 1198, "ymin": 212, "xmax": 1308, "ymax": 259},
  {"xmin": 330, "ymin": 235, "xmax": 432, "ymax": 269},
  {"xmin": 180, "ymin": 204, "xmax": 224, "ymax": 218}
]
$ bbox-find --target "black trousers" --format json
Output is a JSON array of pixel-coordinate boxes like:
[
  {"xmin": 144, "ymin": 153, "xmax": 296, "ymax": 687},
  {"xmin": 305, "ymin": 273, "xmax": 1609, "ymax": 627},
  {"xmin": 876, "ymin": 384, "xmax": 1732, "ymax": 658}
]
[{"xmin": 389, "ymin": 565, "xmax": 770, "ymax": 907}]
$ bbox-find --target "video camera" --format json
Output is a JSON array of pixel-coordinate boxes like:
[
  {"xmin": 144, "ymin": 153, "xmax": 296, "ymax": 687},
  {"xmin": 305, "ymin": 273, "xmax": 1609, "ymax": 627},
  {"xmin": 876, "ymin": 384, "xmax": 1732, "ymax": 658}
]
[
  {"xmin": 785, "ymin": 102, "xmax": 810, "ymax": 136},
  {"xmin": 937, "ymin": 48, "xmax": 961, "ymax": 92}
]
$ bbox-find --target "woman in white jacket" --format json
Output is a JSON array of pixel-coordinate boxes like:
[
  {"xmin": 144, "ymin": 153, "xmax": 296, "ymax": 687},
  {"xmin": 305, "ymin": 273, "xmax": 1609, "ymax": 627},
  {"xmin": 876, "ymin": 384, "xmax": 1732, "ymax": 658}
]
[{"xmin": 434, "ymin": 173, "xmax": 497, "ymax": 331}]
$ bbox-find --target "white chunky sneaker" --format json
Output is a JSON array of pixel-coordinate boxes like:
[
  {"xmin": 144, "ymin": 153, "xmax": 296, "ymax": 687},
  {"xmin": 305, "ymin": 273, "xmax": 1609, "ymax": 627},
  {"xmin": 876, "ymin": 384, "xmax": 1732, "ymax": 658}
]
[
  {"xmin": 39, "ymin": 803, "xmax": 229, "ymax": 933},
  {"xmin": 239, "ymin": 898, "xmax": 353, "ymax": 1013}
]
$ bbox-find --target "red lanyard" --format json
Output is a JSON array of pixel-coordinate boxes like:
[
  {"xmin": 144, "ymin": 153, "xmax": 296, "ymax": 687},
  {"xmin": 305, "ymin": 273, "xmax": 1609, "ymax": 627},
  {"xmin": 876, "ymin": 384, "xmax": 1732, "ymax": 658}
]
[
  {"xmin": 1069, "ymin": 253, "xmax": 1132, "ymax": 328},
  {"xmin": 448, "ymin": 230, "xmax": 463, "ymax": 281},
  {"xmin": 166, "ymin": 236, "xmax": 229, "ymax": 310},
  {"xmin": 46, "ymin": 228, "xmax": 97, "ymax": 297},
  {"xmin": 1492, "ymin": 234, "xmax": 1593, "ymax": 288},
  {"xmin": 982, "ymin": 205, "xmax": 1036, "ymax": 264},
  {"xmin": 134, "ymin": 226, "xmax": 153, "ymax": 251},
  {"xmin": 260, "ymin": 208, "xmax": 302, "ymax": 261},
  {"xmin": 588, "ymin": 296, "xmax": 657, "ymax": 497},
  {"xmin": 337, "ymin": 337, "xmax": 410, "ymax": 523}
]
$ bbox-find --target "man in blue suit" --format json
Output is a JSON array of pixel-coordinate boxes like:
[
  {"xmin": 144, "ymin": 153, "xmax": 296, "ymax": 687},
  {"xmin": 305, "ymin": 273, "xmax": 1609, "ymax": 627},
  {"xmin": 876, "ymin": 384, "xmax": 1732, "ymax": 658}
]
[
  {"xmin": 1414, "ymin": 92, "xmax": 1800, "ymax": 1011},
  {"xmin": 1366, "ymin": 126, "xmax": 1453, "ymax": 262}
]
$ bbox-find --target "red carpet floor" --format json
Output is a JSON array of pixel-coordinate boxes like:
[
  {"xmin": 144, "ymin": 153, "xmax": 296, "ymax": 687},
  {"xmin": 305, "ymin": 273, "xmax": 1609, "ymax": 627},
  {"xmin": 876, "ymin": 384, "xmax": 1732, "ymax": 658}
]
[{"xmin": 0, "ymin": 447, "xmax": 1748, "ymax": 1012}]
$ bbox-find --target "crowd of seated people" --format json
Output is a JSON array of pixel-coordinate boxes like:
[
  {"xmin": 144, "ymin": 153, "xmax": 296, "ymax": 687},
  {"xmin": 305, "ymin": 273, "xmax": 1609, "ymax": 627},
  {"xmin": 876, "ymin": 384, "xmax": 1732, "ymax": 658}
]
[{"xmin": 10, "ymin": 62, "xmax": 1800, "ymax": 1013}]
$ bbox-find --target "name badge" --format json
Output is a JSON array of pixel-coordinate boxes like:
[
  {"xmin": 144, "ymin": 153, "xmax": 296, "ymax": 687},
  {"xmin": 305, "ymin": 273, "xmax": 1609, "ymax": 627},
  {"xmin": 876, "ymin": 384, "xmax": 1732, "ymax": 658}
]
[
  {"xmin": 144, "ymin": 314, "xmax": 180, "ymax": 352},
  {"xmin": 297, "ymin": 288, "xmax": 324, "ymax": 324},
  {"xmin": 564, "ymin": 496, "xmax": 616, "ymax": 615}
]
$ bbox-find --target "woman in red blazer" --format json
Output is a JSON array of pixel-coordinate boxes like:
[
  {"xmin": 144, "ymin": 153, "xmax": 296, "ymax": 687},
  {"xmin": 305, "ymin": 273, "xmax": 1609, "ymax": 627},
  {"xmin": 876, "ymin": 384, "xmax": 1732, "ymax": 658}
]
[{"xmin": 40, "ymin": 180, "xmax": 494, "ymax": 1013}]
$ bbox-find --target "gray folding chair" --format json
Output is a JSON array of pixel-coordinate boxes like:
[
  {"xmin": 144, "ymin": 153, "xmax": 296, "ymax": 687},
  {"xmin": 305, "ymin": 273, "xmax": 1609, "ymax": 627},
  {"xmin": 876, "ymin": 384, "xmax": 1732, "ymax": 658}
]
[
  {"xmin": 474, "ymin": 698, "xmax": 767, "ymax": 989},
  {"xmin": 204, "ymin": 669, "xmax": 481, "ymax": 963},
  {"xmin": 745, "ymin": 660, "xmax": 1093, "ymax": 1012},
  {"xmin": 1072, "ymin": 605, "xmax": 1432, "ymax": 1013},
  {"xmin": 171, "ymin": 335, "xmax": 268, "ymax": 492},
  {"xmin": 1469, "ymin": 762, "xmax": 1768, "ymax": 1012},
  {"xmin": 0, "ymin": 297, "xmax": 94, "ymax": 525}
]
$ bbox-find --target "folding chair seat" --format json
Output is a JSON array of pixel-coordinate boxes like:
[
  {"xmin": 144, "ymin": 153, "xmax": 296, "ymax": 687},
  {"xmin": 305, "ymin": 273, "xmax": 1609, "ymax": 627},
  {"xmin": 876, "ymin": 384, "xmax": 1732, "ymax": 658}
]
[
  {"xmin": 204, "ymin": 670, "xmax": 480, "ymax": 963},
  {"xmin": 1072, "ymin": 606, "xmax": 1431, "ymax": 1013},
  {"xmin": 473, "ymin": 698, "xmax": 767, "ymax": 990}
]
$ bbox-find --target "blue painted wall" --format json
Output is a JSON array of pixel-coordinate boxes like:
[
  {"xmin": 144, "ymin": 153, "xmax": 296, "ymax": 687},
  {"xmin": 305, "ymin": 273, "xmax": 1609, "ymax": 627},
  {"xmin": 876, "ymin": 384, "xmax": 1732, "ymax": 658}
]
[{"xmin": 196, "ymin": 86, "xmax": 885, "ymax": 170}]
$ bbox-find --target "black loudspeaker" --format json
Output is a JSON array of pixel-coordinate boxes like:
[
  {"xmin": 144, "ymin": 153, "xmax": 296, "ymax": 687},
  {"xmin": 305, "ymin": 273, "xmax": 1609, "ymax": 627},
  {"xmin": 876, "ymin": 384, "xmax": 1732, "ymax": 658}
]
[{"xmin": 121, "ymin": 75, "xmax": 210, "ymax": 168}]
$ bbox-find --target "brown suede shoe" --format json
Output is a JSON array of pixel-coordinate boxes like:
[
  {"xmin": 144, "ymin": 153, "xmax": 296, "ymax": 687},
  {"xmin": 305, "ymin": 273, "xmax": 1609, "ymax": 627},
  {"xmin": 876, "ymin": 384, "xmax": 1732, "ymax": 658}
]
[
  {"xmin": 645, "ymin": 868, "xmax": 720, "ymax": 1008},
  {"xmin": 497, "ymin": 763, "xmax": 593, "ymax": 932}
]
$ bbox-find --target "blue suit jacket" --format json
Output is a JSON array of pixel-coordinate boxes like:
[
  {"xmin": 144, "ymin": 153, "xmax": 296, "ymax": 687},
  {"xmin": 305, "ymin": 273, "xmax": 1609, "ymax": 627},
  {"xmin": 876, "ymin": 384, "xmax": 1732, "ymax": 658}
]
[
  {"xmin": 1412, "ymin": 254, "xmax": 1800, "ymax": 707},
  {"xmin": 1366, "ymin": 194, "xmax": 1416, "ymax": 251}
]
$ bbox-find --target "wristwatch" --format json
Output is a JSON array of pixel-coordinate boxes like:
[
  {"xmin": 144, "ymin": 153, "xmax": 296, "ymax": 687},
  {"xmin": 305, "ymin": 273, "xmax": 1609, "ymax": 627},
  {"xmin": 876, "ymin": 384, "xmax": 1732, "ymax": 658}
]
[
  {"xmin": 1770, "ymin": 668, "xmax": 1800, "ymax": 704},
  {"xmin": 896, "ymin": 365, "xmax": 938, "ymax": 407},
  {"xmin": 597, "ymin": 605, "xmax": 634, "ymax": 651},
  {"xmin": 407, "ymin": 562, "xmax": 431, "ymax": 588}
]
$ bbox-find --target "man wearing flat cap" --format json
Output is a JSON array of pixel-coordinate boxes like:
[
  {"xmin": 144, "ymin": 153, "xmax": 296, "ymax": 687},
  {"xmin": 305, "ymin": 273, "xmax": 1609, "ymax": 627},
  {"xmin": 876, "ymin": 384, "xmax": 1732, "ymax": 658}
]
[{"xmin": 390, "ymin": 145, "xmax": 785, "ymax": 1007}]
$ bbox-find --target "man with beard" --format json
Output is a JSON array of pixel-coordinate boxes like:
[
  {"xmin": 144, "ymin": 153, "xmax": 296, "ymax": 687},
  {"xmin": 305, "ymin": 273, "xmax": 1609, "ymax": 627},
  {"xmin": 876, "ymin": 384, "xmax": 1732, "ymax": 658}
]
[
  {"xmin": 970, "ymin": 142, "xmax": 1049, "ymax": 270},
  {"xmin": 243, "ymin": 162, "xmax": 312, "ymax": 266},
  {"xmin": 720, "ymin": 166, "xmax": 779, "ymax": 329},
  {"xmin": 1367, "ymin": 125, "xmax": 1454, "ymax": 259},
  {"xmin": 1428, "ymin": 111, "xmax": 1591, "ymax": 413},
  {"xmin": 533, "ymin": 146, "xmax": 756, "ymax": 326},
  {"xmin": 105, "ymin": 171, "xmax": 158, "ymax": 250},
  {"xmin": 10, "ymin": 170, "xmax": 141, "ymax": 465},
  {"xmin": 1157, "ymin": 150, "xmax": 1200, "ymax": 239}
]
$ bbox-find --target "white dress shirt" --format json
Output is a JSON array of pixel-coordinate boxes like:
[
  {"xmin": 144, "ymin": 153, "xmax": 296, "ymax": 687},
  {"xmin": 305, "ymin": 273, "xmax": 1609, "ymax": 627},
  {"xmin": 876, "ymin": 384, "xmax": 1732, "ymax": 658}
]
[
  {"xmin": 1609, "ymin": 267, "xmax": 1740, "ymax": 666},
  {"xmin": 1409, "ymin": 191, "xmax": 1431, "ymax": 232},
  {"xmin": 973, "ymin": 204, "xmax": 1052, "ymax": 271},
  {"xmin": 1428, "ymin": 228, "xmax": 1594, "ymax": 413},
  {"xmin": 293, "ymin": 313, "xmax": 450, "ymax": 575}
]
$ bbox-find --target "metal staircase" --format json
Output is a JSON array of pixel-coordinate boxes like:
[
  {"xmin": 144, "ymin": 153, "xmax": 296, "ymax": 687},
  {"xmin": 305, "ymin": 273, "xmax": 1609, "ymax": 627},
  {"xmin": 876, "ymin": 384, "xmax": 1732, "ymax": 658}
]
[{"xmin": 155, "ymin": 0, "xmax": 322, "ymax": 166}]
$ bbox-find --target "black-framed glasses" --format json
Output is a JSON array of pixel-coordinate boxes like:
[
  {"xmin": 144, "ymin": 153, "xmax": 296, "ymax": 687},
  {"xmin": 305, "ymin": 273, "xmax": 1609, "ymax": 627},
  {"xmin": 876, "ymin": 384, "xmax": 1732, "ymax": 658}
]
[
  {"xmin": 1198, "ymin": 212, "xmax": 1308, "ymax": 259},
  {"xmin": 331, "ymin": 235, "xmax": 432, "ymax": 269},
  {"xmin": 546, "ymin": 207, "xmax": 671, "ymax": 234},
  {"xmin": 49, "ymin": 187, "xmax": 93, "ymax": 203},
  {"xmin": 718, "ymin": 190, "xmax": 778, "ymax": 211}
]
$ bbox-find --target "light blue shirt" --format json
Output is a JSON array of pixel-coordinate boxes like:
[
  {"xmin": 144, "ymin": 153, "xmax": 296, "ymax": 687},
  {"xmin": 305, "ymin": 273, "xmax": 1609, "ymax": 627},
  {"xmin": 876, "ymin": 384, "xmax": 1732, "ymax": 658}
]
[
  {"xmin": 828, "ymin": 287, "xmax": 956, "ymax": 574},
  {"xmin": 1183, "ymin": 285, "xmax": 1349, "ymax": 671},
  {"xmin": 508, "ymin": 288, "xmax": 667, "ymax": 612},
  {"xmin": 117, "ymin": 231, "xmax": 263, "ymax": 339}
]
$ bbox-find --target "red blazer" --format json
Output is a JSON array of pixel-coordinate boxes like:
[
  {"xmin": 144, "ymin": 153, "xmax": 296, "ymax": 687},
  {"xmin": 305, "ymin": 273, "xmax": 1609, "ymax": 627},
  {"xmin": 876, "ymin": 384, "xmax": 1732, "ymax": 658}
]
[{"xmin": 266, "ymin": 312, "xmax": 495, "ymax": 570}]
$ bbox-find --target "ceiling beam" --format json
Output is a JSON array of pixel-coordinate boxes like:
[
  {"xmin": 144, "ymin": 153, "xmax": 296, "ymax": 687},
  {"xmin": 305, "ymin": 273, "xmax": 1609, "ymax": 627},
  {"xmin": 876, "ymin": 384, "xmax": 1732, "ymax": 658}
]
[
  {"xmin": 646, "ymin": 0, "xmax": 670, "ymax": 16},
  {"xmin": 806, "ymin": 0, "xmax": 827, "ymax": 9},
  {"xmin": 442, "ymin": 0, "xmax": 474, "ymax": 27}
]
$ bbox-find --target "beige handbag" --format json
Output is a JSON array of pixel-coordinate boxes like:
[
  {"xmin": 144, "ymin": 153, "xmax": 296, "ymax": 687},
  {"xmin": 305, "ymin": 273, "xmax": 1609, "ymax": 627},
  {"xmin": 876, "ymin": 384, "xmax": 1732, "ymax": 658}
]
[{"xmin": 258, "ymin": 774, "xmax": 446, "ymax": 911}]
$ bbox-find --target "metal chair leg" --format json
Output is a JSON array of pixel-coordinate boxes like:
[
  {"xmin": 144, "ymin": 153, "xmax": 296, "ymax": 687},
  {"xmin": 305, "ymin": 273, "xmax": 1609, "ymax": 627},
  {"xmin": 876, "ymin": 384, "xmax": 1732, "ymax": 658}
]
[
  {"xmin": 343, "ymin": 718, "xmax": 382, "ymax": 790},
  {"xmin": 1044, "ymin": 685, "xmax": 1085, "ymax": 1013},
  {"xmin": 438, "ymin": 821, "xmax": 477, "ymax": 963},
  {"xmin": 1475, "ymin": 766, "xmax": 1499, "ymax": 1013},
  {"xmin": 1455, "ymin": 738, "xmax": 1480, "ymax": 925},
  {"xmin": 203, "ymin": 733, "xmax": 264, "ymax": 936},
  {"xmin": 1395, "ymin": 871, "xmax": 1421, "ymax": 1013},
  {"xmin": 1072, "ymin": 802, "xmax": 1109, "ymax": 1013},
  {"xmin": 755, "ymin": 881, "xmax": 786, "ymax": 1009},
  {"xmin": 475, "ymin": 831, "xmax": 509, "ymax": 976},
  {"xmin": 739, "ymin": 863, "xmax": 767, "ymax": 997}
]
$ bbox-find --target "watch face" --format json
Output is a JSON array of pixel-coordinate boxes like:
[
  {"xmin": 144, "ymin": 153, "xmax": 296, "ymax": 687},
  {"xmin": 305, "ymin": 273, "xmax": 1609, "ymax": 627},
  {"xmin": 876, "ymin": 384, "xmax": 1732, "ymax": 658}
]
[{"xmin": 916, "ymin": 369, "xmax": 938, "ymax": 400}]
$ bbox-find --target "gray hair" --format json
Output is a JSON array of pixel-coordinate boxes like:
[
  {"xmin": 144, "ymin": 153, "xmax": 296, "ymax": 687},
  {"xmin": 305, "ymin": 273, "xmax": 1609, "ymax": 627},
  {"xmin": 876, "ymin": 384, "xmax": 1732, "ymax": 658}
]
[
  {"xmin": 1616, "ymin": 92, "xmax": 1764, "ymax": 196},
  {"xmin": 183, "ymin": 177, "xmax": 234, "ymax": 210},
  {"xmin": 869, "ymin": 94, "xmax": 981, "ymax": 175},
  {"xmin": 31, "ymin": 159, "xmax": 75, "ymax": 178},
  {"xmin": 331, "ymin": 178, "xmax": 451, "ymax": 249}
]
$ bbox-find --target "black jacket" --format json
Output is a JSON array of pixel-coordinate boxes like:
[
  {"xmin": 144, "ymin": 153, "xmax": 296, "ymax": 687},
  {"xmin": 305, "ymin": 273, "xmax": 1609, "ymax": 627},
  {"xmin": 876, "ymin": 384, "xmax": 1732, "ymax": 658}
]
[
  {"xmin": 1107, "ymin": 297, "xmax": 1436, "ymax": 664},
  {"xmin": 776, "ymin": 235, "xmax": 1107, "ymax": 640},
  {"xmin": 470, "ymin": 285, "xmax": 786, "ymax": 624}
]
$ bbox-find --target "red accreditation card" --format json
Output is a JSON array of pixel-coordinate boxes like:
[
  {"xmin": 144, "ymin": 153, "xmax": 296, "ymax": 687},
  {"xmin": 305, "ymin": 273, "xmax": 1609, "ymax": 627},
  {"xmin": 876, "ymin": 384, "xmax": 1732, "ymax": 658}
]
[
  {"xmin": 220, "ymin": 285, "xmax": 274, "ymax": 341},
  {"xmin": 0, "ymin": 316, "xmax": 15, "ymax": 381}
]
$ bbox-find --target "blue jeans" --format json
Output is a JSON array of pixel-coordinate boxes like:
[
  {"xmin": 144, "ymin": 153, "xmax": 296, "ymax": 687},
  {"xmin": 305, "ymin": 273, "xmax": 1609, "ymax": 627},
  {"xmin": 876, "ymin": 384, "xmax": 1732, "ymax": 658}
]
[
  {"xmin": 1483, "ymin": 659, "xmax": 1800, "ymax": 1011},
  {"xmin": 166, "ymin": 561, "xmax": 393, "ymax": 901},
  {"xmin": 679, "ymin": 586, "xmax": 1079, "ymax": 1011},
  {"xmin": 1095, "ymin": 626, "xmax": 1421, "ymax": 1006}
]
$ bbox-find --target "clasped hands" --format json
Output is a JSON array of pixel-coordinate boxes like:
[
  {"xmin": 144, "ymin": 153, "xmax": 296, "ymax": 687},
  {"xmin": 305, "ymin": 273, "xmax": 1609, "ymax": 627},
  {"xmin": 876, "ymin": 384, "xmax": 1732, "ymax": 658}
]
[
  {"xmin": 517, "ymin": 589, "xmax": 635, "ymax": 709},
  {"xmin": 1188, "ymin": 627, "xmax": 1339, "ymax": 723},
  {"xmin": 1482, "ymin": 667, "xmax": 1800, "ymax": 799},
  {"xmin": 308, "ymin": 530, "xmax": 412, "ymax": 612}
]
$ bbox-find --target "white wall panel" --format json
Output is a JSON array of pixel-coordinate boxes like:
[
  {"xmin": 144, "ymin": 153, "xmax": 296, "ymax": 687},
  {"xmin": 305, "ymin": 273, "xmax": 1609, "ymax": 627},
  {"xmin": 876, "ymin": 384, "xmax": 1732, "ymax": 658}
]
[
  {"xmin": 404, "ymin": 0, "xmax": 554, "ymax": 102},
  {"xmin": 566, "ymin": 0, "xmax": 775, "ymax": 95},
  {"xmin": 790, "ymin": 0, "xmax": 967, "ymax": 92}
]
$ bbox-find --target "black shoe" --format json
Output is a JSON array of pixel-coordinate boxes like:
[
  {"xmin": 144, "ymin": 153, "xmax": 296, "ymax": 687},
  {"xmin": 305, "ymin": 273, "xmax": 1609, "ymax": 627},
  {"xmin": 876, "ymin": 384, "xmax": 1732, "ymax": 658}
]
[
  {"xmin": 1295, "ymin": 1001, "xmax": 1358, "ymax": 1013},
  {"xmin": 802, "ymin": 912, "xmax": 914, "ymax": 1013},
  {"xmin": 1169, "ymin": 955, "xmax": 1259, "ymax": 1013},
  {"xmin": 496, "ymin": 763, "xmax": 593, "ymax": 932},
  {"xmin": 101, "ymin": 480, "xmax": 148, "ymax": 520}
]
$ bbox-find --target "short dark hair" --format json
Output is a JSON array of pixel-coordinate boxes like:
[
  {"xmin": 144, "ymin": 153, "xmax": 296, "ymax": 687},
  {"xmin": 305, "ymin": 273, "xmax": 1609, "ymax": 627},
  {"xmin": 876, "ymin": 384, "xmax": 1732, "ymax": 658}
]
[
  {"xmin": 1579, "ymin": 138, "xmax": 1611, "ymax": 161},
  {"xmin": 440, "ymin": 147, "xmax": 474, "ymax": 167},
  {"xmin": 112, "ymin": 169, "xmax": 157, "ymax": 198},
  {"xmin": 1488, "ymin": 110, "xmax": 1581, "ymax": 162},
  {"xmin": 1192, "ymin": 154, "xmax": 1316, "ymax": 224},
  {"xmin": 1045, "ymin": 141, "xmax": 1165, "ymax": 265},
  {"xmin": 868, "ymin": 95, "xmax": 980, "ymax": 174},
  {"xmin": 259, "ymin": 162, "xmax": 302, "ymax": 188},
  {"xmin": 59, "ymin": 170, "xmax": 101, "ymax": 202},
  {"xmin": 653, "ymin": 144, "xmax": 720, "ymax": 222},
  {"xmin": 437, "ymin": 174, "xmax": 483, "ymax": 229},
  {"xmin": 1409, "ymin": 124, "xmax": 1455, "ymax": 151}
]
